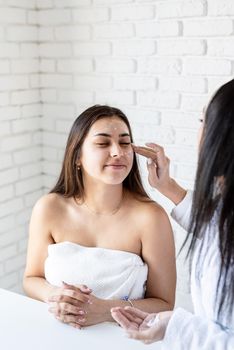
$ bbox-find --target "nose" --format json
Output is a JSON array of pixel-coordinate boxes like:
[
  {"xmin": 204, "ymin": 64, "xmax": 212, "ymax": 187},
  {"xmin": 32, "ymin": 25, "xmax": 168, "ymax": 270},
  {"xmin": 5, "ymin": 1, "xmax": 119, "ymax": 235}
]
[{"xmin": 110, "ymin": 143, "xmax": 123, "ymax": 158}]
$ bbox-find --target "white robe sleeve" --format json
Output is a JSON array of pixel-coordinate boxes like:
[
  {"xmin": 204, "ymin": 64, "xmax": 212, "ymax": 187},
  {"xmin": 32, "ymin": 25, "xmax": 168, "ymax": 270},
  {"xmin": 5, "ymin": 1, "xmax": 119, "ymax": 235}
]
[
  {"xmin": 162, "ymin": 308, "xmax": 234, "ymax": 350},
  {"xmin": 170, "ymin": 190, "xmax": 193, "ymax": 231}
]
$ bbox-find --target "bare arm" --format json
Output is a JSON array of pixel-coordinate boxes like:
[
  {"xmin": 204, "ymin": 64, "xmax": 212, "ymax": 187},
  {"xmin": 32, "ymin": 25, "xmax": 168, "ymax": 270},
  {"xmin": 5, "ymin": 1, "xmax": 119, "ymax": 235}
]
[
  {"xmin": 23, "ymin": 195, "xmax": 56, "ymax": 301},
  {"xmin": 140, "ymin": 205, "xmax": 176, "ymax": 312},
  {"xmin": 97, "ymin": 204, "xmax": 176, "ymax": 322}
]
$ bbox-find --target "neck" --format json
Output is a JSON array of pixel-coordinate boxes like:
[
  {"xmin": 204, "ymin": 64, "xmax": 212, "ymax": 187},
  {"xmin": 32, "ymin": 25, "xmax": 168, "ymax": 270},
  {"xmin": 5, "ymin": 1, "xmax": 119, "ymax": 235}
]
[{"xmin": 82, "ymin": 184, "xmax": 124, "ymax": 216}]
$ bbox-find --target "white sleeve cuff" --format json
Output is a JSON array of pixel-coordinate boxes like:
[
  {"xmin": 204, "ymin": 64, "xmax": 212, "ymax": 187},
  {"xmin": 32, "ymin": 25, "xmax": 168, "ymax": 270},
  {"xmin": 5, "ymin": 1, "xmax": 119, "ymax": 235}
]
[
  {"xmin": 170, "ymin": 190, "xmax": 193, "ymax": 231},
  {"xmin": 162, "ymin": 308, "xmax": 194, "ymax": 348}
]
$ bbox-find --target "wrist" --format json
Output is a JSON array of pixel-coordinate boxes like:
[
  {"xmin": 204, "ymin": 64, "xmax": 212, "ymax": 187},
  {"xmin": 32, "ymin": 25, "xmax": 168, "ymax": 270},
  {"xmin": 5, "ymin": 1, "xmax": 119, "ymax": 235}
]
[
  {"xmin": 161, "ymin": 179, "xmax": 187, "ymax": 205},
  {"xmin": 103, "ymin": 299, "xmax": 132, "ymax": 322},
  {"xmin": 100, "ymin": 299, "xmax": 115, "ymax": 322}
]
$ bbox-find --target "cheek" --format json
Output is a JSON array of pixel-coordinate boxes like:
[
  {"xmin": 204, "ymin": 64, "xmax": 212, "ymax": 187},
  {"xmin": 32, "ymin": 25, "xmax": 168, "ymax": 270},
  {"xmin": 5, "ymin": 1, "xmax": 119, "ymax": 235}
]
[
  {"xmin": 123, "ymin": 148, "xmax": 134, "ymax": 164},
  {"xmin": 82, "ymin": 149, "xmax": 108, "ymax": 168}
]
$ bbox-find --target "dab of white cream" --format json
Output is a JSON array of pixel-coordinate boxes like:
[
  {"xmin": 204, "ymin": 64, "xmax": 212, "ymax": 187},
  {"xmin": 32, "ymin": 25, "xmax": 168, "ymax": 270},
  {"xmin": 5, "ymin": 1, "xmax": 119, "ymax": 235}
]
[{"xmin": 147, "ymin": 314, "xmax": 160, "ymax": 327}]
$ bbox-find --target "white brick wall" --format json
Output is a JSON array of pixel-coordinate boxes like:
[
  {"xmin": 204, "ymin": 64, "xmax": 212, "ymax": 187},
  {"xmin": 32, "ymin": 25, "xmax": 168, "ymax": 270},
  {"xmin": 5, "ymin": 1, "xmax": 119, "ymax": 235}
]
[
  {"xmin": 1, "ymin": 0, "xmax": 234, "ymax": 312},
  {"xmin": 0, "ymin": 0, "xmax": 42, "ymax": 293}
]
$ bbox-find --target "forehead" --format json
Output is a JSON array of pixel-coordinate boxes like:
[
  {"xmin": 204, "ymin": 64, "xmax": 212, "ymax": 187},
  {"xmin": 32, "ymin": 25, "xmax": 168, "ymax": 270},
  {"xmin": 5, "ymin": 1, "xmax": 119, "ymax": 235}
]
[{"xmin": 88, "ymin": 116, "xmax": 129, "ymax": 135}]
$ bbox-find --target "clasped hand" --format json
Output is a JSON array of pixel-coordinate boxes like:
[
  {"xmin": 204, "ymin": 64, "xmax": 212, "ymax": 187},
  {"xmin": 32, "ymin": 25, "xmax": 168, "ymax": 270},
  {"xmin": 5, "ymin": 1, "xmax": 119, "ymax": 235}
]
[{"xmin": 47, "ymin": 282, "xmax": 105, "ymax": 329}]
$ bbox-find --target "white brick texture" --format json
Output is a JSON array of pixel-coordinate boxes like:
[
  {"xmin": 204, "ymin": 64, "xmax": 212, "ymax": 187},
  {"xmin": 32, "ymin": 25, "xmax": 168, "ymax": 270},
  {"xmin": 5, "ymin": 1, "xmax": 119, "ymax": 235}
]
[
  {"xmin": 0, "ymin": 1, "xmax": 42, "ymax": 293},
  {"xmin": 1, "ymin": 0, "xmax": 234, "ymax": 311}
]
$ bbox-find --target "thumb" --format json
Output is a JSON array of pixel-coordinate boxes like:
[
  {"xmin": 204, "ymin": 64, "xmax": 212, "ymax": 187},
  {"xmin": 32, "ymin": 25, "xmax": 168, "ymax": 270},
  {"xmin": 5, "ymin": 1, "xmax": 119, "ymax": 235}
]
[
  {"xmin": 147, "ymin": 158, "xmax": 157, "ymax": 174},
  {"xmin": 62, "ymin": 281, "xmax": 92, "ymax": 294},
  {"xmin": 146, "ymin": 158, "xmax": 159, "ymax": 186}
]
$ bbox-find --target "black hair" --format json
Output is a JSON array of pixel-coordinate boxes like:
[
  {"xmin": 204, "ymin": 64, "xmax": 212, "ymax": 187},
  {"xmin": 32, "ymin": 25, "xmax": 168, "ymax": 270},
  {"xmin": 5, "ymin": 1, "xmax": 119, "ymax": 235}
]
[{"xmin": 182, "ymin": 79, "xmax": 234, "ymax": 321}]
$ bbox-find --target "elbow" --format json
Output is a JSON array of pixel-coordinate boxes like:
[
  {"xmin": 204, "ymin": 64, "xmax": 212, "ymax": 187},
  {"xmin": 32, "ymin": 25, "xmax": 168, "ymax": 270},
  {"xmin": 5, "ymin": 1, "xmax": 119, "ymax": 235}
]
[
  {"xmin": 22, "ymin": 275, "xmax": 29, "ymax": 295},
  {"xmin": 167, "ymin": 300, "xmax": 175, "ymax": 311}
]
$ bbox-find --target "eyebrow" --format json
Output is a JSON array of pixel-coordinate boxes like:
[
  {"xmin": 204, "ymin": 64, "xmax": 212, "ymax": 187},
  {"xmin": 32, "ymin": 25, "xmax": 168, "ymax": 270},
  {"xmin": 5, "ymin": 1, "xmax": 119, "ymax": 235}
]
[{"xmin": 93, "ymin": 133, "xmax": 130, "ymax": 138}]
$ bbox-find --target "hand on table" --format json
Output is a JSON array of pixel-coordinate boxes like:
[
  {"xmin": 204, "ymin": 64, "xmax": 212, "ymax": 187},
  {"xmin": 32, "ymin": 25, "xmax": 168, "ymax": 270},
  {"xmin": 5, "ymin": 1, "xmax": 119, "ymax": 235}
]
[
  {"xmin": 111, "ymin": 306, "xmax": 173, "ymax": 344},
  {"xmin": 47, "ymin": 282, "xmax": 92, "ymax": 329},
  {"xmin": 48, "ymin": 282, "xmax": 109, "ymax": 329}
]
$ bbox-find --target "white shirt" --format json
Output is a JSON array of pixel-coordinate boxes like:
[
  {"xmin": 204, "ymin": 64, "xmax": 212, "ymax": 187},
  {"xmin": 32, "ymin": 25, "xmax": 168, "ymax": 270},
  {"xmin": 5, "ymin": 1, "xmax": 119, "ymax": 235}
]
[{"xmin": 162, "ymin": 191, "xmax": 234, "ymax": 349}]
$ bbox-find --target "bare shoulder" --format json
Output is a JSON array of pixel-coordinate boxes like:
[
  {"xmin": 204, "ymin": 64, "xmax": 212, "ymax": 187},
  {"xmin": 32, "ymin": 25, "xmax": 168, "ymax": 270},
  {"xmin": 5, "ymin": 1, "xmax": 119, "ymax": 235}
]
[
  {"xmin": 133, "ymin": 197, "xmax": 170, "ymax": 226},
  {"xmin": 31, "ymin": 193, "xmax": 65, "ymax": 219},
  {"xmin": 134, "ymin": 199, "xmax": 174, "ymax": 254}
]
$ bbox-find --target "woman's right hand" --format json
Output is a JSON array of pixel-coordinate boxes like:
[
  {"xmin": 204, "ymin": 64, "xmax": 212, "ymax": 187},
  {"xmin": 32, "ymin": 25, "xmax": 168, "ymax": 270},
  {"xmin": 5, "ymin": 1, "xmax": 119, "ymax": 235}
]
[
  {"xmin": 47, "ymin": 282, "xmax": 92, "ymax": 329},
  {"xmin": 132, "ymin": 143, "xmax": 186, "ymax": 205}
]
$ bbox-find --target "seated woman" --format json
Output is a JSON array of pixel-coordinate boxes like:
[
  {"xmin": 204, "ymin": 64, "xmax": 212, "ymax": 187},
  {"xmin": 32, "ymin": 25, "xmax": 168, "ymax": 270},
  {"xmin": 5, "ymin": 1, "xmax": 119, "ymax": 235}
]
[{"xmin": 23, "ymin": 105, "xmax": 176, "ymax": 329}]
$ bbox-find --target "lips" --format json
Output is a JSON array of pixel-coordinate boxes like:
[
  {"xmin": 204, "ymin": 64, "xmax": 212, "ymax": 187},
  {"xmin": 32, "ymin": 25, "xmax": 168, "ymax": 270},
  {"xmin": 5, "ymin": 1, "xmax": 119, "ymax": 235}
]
[{"xmin": 105, "ymin": 164, "xmax": 126, "ymax": 169}]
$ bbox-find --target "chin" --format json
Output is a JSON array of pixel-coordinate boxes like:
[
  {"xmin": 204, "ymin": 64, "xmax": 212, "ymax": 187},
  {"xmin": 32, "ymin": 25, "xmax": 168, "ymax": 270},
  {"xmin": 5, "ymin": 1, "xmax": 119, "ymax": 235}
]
[{"xmin": 103, "ymin": 176, "xmax": 127, "ymax": 185}]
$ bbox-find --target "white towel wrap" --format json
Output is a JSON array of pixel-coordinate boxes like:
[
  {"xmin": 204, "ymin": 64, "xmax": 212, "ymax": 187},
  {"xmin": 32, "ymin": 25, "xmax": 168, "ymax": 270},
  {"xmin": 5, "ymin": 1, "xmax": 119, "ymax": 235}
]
[{"xmin": 45, "ymin": 241, "xmax": 148, "ymax": 300}]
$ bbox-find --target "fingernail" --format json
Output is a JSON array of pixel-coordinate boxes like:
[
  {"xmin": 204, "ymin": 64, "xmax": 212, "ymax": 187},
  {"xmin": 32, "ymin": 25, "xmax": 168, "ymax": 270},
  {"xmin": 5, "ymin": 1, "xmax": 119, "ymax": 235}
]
[
  {"xmin": 147, "ymin": 158, "xmax": 153, "ymax": 165},
  {"xmin": 87, "ymin": 299, "xmax": 93, "ymax": 304}
]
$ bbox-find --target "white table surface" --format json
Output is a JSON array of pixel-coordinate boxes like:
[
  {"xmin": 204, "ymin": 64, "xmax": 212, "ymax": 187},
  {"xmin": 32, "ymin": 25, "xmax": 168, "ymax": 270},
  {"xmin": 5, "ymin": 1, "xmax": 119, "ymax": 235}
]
[{"xmin": 0, "ymin": 288, "xmax": 162, "ymax": 350}]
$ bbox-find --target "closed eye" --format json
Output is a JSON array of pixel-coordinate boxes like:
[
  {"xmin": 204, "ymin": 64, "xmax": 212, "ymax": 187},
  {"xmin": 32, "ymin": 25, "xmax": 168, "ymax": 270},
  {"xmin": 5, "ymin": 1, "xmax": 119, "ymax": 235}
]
[{"xmin": 95, "ymin": 142, "xmax": 131, "ymax": 146}]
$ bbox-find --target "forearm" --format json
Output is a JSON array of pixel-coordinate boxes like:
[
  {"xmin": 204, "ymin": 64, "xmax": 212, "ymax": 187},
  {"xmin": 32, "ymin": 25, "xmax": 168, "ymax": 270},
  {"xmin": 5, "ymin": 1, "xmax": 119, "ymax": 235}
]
[
  {"xmin": 160, "ymin": 179, "xmax": 187, "ymax": 205},
  {"xmin": 103, "ymin": 297, "xmax": 173, "ymax": 322},
  {"xmin": 23, "ymin": 276, "xmax": 56, "ymax": 303}
]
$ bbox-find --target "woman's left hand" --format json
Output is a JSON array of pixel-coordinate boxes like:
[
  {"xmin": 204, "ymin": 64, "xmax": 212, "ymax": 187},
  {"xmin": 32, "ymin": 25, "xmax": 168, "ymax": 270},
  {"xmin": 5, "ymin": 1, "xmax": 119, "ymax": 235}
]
[
  {"xmin": 111, "ymin": 306, "xmax": 173, "ymax": 344},
  {"xmin": 49, "ymin": 282, "xmax": 109, "ymax": 328}
]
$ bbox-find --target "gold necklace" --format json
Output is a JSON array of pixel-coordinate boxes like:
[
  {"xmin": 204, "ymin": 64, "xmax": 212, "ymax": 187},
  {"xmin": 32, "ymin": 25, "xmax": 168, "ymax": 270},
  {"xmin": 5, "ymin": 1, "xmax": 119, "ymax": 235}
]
[{"xmin": 83, "ymin": 196, "xmax": 124, "ymax": 216}]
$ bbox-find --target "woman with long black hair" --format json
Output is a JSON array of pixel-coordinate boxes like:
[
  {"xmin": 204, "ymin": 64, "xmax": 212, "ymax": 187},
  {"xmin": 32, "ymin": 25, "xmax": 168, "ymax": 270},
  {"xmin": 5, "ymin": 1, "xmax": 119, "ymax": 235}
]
[{"xmin": 111, "ymin": 79, "xmax": 234, "ymax": 349}]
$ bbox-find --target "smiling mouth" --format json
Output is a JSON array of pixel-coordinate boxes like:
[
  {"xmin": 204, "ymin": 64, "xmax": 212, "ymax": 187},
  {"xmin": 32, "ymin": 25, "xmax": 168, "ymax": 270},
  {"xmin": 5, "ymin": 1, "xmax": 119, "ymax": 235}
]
[{"xmin": 105, "ymin": 164, "xmax": 126, "ymax": 169}]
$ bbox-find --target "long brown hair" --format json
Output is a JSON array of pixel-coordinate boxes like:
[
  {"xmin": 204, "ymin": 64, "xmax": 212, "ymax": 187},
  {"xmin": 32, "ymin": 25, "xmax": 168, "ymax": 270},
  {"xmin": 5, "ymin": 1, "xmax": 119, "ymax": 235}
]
[{"xmin": 50, "ymin": 105, "xmax": 150, "ymax": 201}]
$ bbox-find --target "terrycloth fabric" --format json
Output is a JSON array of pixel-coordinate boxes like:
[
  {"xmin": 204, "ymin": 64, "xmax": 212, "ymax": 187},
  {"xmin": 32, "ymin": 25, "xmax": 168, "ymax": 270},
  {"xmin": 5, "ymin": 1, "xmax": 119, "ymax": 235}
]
[{"xmin": 45, "ymin": 241, "xmax": 148, "ymax": 300}]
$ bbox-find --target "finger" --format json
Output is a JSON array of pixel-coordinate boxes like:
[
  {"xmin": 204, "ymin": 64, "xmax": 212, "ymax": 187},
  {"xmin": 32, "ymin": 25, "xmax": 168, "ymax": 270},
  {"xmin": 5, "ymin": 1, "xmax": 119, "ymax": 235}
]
[
  {"xmin": 127, "ymin": 329, "xmax": 151, "ymax": 342},
  {"xmin": 111, "ymin": 310, "xmax": 138, "ymax": 331},
  {"xmin": 120, "ymin": 308, "xmax": 144, "ymax": 325},
  {"xmin": 147, "ymin": 159, "xmax": 159, "ymax": 183},
  {"xmin": 63, "ymin": 282, "xmax": 92, "ymax": 294},
  {"xmin": 48, "ymin": 303, "xmax": 86, "ymax": 316},
  {"xmin": 49, "ymin": 289, "xmax": 91, "ymax": 304},
  {"xmin": 123, "ymin": 306, "xmax": 149, "ymax": 320},
  {"xmin": 145, "ymin": 143, "xmax": 168, "ymax": 168},
  {"xmin": 77, "ymin": 284, "xmax": 92, "ymax": 294},
  {"xmin": 69, "ymin": 322, "xmax": 82, "ymax": 330},
  {"xmin": 112, "ymin": 307, "xmax": 142, "ymax": 325},
  {"xmin": 127, "ymin": 326, "xmax": 161, "ymax": 343},
  {"xmin": 56, "ymin": 313, "xmax": 86, "ymax": 324},
  {"xmin": 132, "ymin": 145, "xmax": 158, "ymax": 159},
  {"xmin": 147, "ymin": 158, "xmax": 157, "ymax": 169},
  {"xmin": 145, "ymin": 142, "xmax": 163, "ymax": 151},
  {"xmin": 48, "ymin": 297, "xmax": 84, "ymax": 309}
]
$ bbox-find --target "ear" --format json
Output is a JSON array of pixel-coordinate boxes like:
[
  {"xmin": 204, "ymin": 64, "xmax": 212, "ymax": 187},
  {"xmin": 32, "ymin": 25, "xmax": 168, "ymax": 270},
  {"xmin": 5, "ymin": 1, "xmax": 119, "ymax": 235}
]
[{"xmin": 76, "ymin": 158, "xmax": 82, "ymax": 170}]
